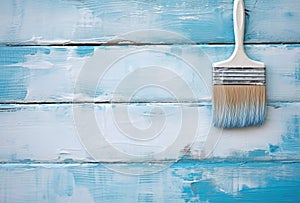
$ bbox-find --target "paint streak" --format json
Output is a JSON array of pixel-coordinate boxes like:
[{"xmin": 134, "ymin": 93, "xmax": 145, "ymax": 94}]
[
  {"xmin": 295, "ymin": 59, "xmax": 300, "ymax": 82},
  {"xmin": 76, "ymin": 46, "xmax": 95, "ymax": 57},
  {"xmin": 281, "ymin": 114, "xmax": 300, "ymax": 156}
]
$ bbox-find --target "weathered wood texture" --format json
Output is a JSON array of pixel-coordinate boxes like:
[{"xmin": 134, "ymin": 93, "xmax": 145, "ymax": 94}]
[
  {"xmin": 1, "ymin": 0, "xmax": 300, "ymax": 202},
  {"xmin": 0, "ymin": 0, "xmax": 299, "ymax": 44},
  {"xmin": 0, "ymin": 45, "xmax": 299, "ymax": 103},
  {"xmin": 0, "ymin": 103, "xmax": 299, "ymax": 162},
  {"xmin": 1, "ymin": 162, "xmax": 299, "ymax": 203}
]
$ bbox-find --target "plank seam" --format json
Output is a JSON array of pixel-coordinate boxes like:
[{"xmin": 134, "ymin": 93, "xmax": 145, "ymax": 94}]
[
  {"xmin": 0, "ymin": 101, "xmax": 300, "ymax": 105},
  {"xmin": 1, "ymin": 159, "xmax": 300, "ymax": 165},
  {"xmin": 1, "ymin": 42, "xmax": 300, "ymax": 47}
]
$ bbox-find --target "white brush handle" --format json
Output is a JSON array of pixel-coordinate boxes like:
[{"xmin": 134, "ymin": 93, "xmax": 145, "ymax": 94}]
[
  {"xmin": 233, "ymin": 0, "xmax": 245, "ymax": 54},
  {"xmin": 213, "ymin": 0, "xmax": 265, "ymax": 68},
  {"xmin": 213, "ymin": 0, "xmax": 265, "ymax": 85}
]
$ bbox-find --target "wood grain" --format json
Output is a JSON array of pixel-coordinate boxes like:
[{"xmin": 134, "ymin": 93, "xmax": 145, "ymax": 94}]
[{"xmin": 0, "ymin": 0, "xmax": 299, "ymax": 44}]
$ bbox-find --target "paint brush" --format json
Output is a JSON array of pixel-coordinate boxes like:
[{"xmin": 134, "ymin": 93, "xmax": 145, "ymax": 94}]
[{"xmin": 212, "ymin": 0, "xmax": 266, "ymax": 128}]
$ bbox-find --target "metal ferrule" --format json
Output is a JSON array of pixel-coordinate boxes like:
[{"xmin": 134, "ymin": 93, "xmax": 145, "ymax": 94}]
[{"xmin": 213, "ymin": 67, "xmax": 266, "ymax": 85}]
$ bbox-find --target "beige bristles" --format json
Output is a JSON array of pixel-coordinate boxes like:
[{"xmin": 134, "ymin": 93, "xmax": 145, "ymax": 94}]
[{"xmin": 213, "ymin": 85, "xmax": 266, "ymax": 128}]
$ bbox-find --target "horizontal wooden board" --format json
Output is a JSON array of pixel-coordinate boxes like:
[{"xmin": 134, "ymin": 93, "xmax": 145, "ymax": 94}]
[
  {"xmin": 0, "ymin": 102, "xmax": 299, "ymax": 162},
  {"xmin": 0, "ymin": 45, "xmax": 299, "ymax": 103},
  {"xmin": 0, "ymin": 162, "xmax": 299, "ymax": 202},
  {"xmin": 0, "ymin": 0, "xmax": 299, "ymax": 44}
]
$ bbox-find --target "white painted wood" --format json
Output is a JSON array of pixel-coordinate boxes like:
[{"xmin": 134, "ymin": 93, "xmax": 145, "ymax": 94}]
[
  {"xmin": 0, "ymin": 103, "xmax": 299, "ymax": 162},
  {"xmin": 0, "ymin": 45, "xmax": 299, "ymax": 103}
]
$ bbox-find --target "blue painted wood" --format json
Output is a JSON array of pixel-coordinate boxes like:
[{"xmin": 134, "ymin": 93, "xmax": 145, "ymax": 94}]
[
  {"xmin": 0, "ymin": 0, "xmax": 299, "ymax": 202},
  {"xmin": 0, "ymin": 162, "xmax": 299, "ymax": 202},
  {"xmin": 0, "ymin": 45, "xmax": 299, "ymax": 103},
  {"xmin": 0, "ymin": 0, "xmax": 299, "ymax": 44}
]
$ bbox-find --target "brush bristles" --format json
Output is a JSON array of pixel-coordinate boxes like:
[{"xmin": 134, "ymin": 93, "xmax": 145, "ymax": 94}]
[{"xmin": 213, "ymin": 85, "xmax": 266, "ymax": 128}]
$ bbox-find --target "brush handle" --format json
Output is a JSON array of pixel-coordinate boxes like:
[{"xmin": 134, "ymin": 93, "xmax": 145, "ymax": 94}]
[
  {"xmin": 213, "ymin": 0, "xmax": 265, "ymax": 68},
  {"xmin": 233, "ymin": 0, "xmax": 246, "ymax": 57}
]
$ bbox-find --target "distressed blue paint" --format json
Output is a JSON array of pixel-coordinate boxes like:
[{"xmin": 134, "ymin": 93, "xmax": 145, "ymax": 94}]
[
  {"xmin": 0, "ymin": 46, "xmax": 75, "ymax": 101},
  {"xmin": 247, "ymin": 149, "xmax": 268, "ymax": 157},
  {"xmin": 76, "ymin": 46, "xmax": 95, "ymax": 57},
  {"xmin": 269, "ymin": 144, "xmax": 280, "ymax": 153},
  {"xmin": 174, "ymin": 161, "xmax": 300, "ymax": 203},
  {"xmin": 52, "ymin": 47, "xmax": 68, "ymax": 53},
  {"xmin": 158, "ymin": 1, "xmax": 233, "ymax": 42},
  {"xmin": 0, "ymin": 45, "xmax": 299, "ymax": 102},
  {"xmin": 0, "ymin": 66, "xmax": 28, "ymax": 100},
  {"xmin": 53, "ymin": 170, "xmax": 74, "ymax": 197},
  {"xmin": 0, "ymin": 47, "xmax": 49, "ymax": 65},
  {"xmin": 281, "ymin": 115, "xmax": 300, "ymax": 157},
  {"xmin": 0, "ymin": 162, "xmax": 299, "ymax": 202},
  {"xmin": 0, "ymin": 0, "xmax": 299, "ymax": 44},
  {"xmin": 0, "ymin": 47, "xmax": 36, "ymax": 100},
  {"xmin": 295, "ymin": 60, "xmax": 300, "ymax": 81},
  {"xmin": 0, "ymin": 1, "xmax": 299, "ymax": 202}
]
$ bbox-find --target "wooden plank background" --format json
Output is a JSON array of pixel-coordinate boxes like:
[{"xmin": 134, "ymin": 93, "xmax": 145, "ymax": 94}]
[
  {"xmin": 0, "ymin": 45, "xmax": 299, "ymax": 103},
  {"xmin": 0, "ymin": 0, "xmax": 299, "ymax": 202},
  {"xmin": 0, "ymin": 0, "xmax": 299, "ymax": 44}
]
